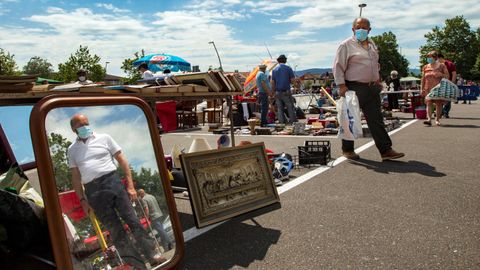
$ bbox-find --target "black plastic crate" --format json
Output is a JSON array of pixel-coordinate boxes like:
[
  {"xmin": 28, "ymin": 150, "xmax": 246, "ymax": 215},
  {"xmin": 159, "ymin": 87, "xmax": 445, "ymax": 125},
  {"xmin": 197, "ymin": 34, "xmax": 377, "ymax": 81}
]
[{"xmin": 298, "ymin": 140, "xmax": 331, "ymax": 166}]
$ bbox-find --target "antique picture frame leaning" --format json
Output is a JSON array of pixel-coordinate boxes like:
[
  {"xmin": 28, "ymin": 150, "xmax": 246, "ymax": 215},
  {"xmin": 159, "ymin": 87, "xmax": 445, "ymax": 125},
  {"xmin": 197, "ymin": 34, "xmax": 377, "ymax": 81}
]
[{"xmin": 180, "ymin": 142, "xmax": 280, "ymax": 228}]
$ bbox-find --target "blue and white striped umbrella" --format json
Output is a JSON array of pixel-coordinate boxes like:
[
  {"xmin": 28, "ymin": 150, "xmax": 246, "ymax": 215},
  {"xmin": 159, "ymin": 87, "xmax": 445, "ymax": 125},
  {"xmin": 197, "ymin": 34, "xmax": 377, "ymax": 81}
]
[{"xmin": 133, "ymin": 53, "xmax": 191, "ymax": 72}]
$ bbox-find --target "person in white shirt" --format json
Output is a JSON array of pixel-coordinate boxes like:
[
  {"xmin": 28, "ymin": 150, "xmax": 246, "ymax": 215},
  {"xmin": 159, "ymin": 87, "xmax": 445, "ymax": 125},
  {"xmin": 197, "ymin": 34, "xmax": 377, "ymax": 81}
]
[
  {"xmin": 75, "ymin": 69, "xmax": 93, "ymax": 85},
  {"xmin": 67, "ymin": 114, "xmax": 166, "ymax": 266},
  {"xmin": 138, "ymin": 63, "xmax": 154, "ymax": 79}
]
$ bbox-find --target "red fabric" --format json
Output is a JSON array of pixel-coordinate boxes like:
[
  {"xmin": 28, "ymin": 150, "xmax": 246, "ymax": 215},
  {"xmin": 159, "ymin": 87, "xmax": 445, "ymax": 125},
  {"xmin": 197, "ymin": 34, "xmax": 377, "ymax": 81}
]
[
  {"xmin": 58, "ymin": 190, "xmax": 86, "ymax": 222},
  {"xmin": 443, "ymin": 60, "xmax": 456, "ymax": 81},
  {"xmin": 155, "ymin": 101, "xmax": 177, "ymax": 132}
]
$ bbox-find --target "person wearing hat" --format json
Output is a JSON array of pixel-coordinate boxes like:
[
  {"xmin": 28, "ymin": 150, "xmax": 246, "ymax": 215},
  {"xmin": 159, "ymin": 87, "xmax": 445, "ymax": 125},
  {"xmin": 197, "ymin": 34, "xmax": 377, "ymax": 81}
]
[
  {"xmin": 271, "ymin": 54, "xmax": 297, "ymax": 124},
  {"xmin": 138, "ymin": 63, "xmax": 154, "ymax": 79},
  {"xmin": 76, "ymin": 69, "xmax": 93, "ymax": 85},
  {"xmin": 333, "ymin": 17, "xmax": 404, "ymax": 161},
  {"xmin": 255, "ymin": 64, "xmax": 272, "ymax": 127}
]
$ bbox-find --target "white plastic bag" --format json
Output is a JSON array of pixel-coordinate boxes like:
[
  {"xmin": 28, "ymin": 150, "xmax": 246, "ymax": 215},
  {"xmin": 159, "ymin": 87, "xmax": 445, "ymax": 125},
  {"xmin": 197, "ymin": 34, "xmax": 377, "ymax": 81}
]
[{"xmin": 336, "ymin": 90, "xmax": 363, "ymax": 141}]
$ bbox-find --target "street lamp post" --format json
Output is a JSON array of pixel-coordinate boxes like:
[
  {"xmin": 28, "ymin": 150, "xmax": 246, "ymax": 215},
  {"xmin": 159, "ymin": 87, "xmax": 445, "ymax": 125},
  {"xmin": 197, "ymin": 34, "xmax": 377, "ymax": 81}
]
[
  {"xmin": 208, "ymin": 41, "xmax": 223, "ymax": 71},
  {"xmin": 105, "ymin": 61, "xmax": 110, "ymax": 73},
  {"xmin": 358, "ymin": 3, "xmax": 367, "ymax": 17}
]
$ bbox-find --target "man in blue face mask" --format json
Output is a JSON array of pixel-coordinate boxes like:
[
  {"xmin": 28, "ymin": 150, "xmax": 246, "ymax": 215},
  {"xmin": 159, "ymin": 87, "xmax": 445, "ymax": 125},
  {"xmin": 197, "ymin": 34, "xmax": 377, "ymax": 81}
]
[
  {"xmin": 333, "ymin": 17, "xmax": 405, "ymax": 161},
  {"xmin": 67, "ymin": 114, "xmax": 167, "ymax": 266}
]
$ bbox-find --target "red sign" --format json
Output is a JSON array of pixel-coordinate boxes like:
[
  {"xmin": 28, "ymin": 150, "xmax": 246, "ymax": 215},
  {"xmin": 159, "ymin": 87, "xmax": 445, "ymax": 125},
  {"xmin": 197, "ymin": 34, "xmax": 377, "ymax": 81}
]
[{"xmin": 150, "ymin": 55, "xmax": 167, "ymax": 63}]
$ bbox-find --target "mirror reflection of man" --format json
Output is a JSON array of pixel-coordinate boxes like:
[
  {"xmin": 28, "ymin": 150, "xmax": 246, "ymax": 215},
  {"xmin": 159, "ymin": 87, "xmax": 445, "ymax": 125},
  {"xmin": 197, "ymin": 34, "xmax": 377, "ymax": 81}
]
[
  {"xmin": 67, "ymin": 114, "xmax": 166, "ymax": 265},
  {"xmin": 138, "ymin": 189, "xmax": 174, "ymax": 252}
]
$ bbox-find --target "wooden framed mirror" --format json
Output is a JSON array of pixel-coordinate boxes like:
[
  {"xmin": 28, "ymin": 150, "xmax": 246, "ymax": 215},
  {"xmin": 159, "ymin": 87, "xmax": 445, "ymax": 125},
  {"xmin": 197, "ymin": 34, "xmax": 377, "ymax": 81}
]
[{"xmin": 29, "ymin": 94, "xmax": 184, "ymax": 270}]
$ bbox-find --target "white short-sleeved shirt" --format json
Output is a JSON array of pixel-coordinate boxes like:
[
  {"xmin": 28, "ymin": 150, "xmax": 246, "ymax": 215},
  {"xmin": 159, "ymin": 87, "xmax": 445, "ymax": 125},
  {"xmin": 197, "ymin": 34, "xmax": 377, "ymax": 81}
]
[{"xmin": 67, "ymin": 133, "xmax": 121, "ymax": 184}]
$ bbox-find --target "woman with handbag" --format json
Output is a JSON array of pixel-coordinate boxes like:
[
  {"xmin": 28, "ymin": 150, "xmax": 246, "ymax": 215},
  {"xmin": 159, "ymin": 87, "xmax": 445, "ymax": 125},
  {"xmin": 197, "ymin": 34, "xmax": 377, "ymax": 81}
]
[{"xmin": 421, "ymin": 51, "xmax": 449, "ymax": 126}]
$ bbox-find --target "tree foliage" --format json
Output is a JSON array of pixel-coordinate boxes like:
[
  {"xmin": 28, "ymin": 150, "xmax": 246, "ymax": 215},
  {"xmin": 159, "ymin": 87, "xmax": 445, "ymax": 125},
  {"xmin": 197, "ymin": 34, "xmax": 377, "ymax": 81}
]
[
  {"xmin": 0, "ymin": 48, "xmax": 18, "ymax": 75},
  {"xmin": 419, "ymin": 16, "xmax": 480, "ymax": 79},
  {"xmin": 370, "ymin": 32, "xmax": 409, "ymax": 81},
  {"xmin": 48, "ymin": 132, "xmax": 73, "ymax": 191},
  {"xmin": 56, "ymin": 45, "xmax": 106, "ymax": 83},
  {"xmin": 121, "ymin": 50, "xmax": 145, "ymax": 84},
  {"xmin": 23, "ymin": 56, "xmax": 53, "ymax": 78}
]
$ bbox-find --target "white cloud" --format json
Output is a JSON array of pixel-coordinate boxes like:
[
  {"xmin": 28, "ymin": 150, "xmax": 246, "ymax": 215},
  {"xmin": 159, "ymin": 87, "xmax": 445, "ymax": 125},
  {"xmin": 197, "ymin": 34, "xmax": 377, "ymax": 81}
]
[
  {"xmin": 274, "ymin": 30, "xmax": 315, "ymax": 41},
  {"xmin": 95, "ymin": 3, "xmax": 129, "ymax": 13}
]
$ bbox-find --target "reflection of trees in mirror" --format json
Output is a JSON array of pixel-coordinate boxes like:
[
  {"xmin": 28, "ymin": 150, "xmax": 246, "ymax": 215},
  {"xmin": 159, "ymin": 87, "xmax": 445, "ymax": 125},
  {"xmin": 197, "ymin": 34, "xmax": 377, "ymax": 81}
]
[{"xmin": 48, "ymin": 132, "xmax": 72, "ymax": 191}]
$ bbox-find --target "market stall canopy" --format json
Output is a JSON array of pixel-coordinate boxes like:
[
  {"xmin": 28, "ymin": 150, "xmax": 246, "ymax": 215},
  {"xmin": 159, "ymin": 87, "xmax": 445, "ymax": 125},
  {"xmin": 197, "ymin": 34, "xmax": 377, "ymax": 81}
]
[
  {"xmin": 36, "ymin": 77, "xmax": 63, "ymax": 84},
  {"xmin": 133, "ymin": 53, "xmax": 191, "ymax": 73}
]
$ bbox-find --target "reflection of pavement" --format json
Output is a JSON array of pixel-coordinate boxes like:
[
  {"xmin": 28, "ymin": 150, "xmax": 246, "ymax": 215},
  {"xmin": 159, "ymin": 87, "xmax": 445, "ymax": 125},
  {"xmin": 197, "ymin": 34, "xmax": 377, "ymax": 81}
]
[{"xmin": 169, "ymin": 102, "xmax": 480, "ymax": 269}]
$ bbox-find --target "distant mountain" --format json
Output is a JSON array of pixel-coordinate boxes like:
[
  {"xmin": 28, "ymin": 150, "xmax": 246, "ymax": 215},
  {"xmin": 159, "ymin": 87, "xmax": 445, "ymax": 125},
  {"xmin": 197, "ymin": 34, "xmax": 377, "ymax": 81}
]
[
  {"xmin": 409, "ymin": 68, "xmax": 421, "ymax": 76},
  {"xmin": 296, "ymin": 68, "xmax": 422, "ymax": 77},
  {"xmin": 295, "ymin": 68, "xmax": 331, "ymax": 77}
]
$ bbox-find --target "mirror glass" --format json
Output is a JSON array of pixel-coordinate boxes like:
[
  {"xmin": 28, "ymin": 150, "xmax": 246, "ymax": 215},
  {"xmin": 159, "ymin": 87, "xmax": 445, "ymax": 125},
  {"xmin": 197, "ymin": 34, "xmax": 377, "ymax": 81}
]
[{"xmin": 45, "ymin": 104, "xmax": 175, "ymax": 269}]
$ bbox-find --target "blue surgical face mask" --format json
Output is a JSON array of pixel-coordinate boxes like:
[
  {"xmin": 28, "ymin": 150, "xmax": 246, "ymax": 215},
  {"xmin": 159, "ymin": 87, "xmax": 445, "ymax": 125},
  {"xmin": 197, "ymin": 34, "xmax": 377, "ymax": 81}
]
[
  {"xmin": 355, "ymin": 29, "xmax": 369, "ymax": 41},
  {"xmin": 426, "ymin": 57, "xmax": 434, "ymax": 64},
  {"xmin": 76, "ymin": 125, "xmax": 92, "ymax": 139}
]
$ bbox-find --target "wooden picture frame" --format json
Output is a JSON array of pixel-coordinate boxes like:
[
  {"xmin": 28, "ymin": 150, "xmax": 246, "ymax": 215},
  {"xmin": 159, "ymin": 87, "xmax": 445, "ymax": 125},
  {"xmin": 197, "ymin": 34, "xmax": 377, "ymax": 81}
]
[
  {"xmin": 225, "ymin": 74, "xmax": 243, "ymax": 92},
  {"xmin": 173, "ymin": 72, "xmax": 222, "ymax": 92},
  {"xmin": 180, "ymin": 142, "xmax": 280, "ymax": 228}
]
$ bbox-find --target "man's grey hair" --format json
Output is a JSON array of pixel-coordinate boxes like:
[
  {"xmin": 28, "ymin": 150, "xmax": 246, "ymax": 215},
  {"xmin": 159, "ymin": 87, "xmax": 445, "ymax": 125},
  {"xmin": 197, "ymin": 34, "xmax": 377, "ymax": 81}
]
[{"xmin": 352, "ymin": 17, "xmax": 371, "ymax": 28}]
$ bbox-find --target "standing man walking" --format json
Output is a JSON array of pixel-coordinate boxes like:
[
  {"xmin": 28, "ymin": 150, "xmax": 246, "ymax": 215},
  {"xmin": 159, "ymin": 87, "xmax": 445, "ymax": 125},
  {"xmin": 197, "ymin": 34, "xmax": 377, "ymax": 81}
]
[
  {"xmin": 68, "ymin": 114, "xmax": 166, "ymax": 266},
  {"xmin": 438, "ymin": 53, "xmax": 457, "ymax": 118},
  {"xmin": 271, "ymin": 54, "xmax": 297, "ymax": 124},
  {"xmin": 256, "ymin": 64, "xmax": 272, "ymax": 127},
  {"xmin": 138, "ymin": 189, "xmax": 174, "ymax": 252},
  {"xmin": 333, "ymin": 17, "xmax": 404, "ymax": 161}
]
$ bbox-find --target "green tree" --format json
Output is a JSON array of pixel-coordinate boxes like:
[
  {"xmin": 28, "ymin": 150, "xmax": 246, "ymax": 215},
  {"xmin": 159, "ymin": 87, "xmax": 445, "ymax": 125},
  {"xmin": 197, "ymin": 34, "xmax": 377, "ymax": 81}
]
[
  {"xmin": 0, "ymin": 48, "xmax": 18, "ymax": 75},
  {"xmin": 23, "ymin": 56, "xmax": 53, "ymax": 78},
  {"xmin": 371, "ymin": 31, "xmax": 409, "ymax": 81},
  {"xmin": 471, "ymin": 53, "xmax": 480, "ymax": 79},
  {"xmin": 121, "ymin": 50, "xmax": 145, "ymax": 84},
  {"xmin": 48, "ymin": 132, "xmax": 72, "ymax": 191},
  {"xmin": 419, "ymin": 16, "xmax": 480, "ymax": 79},
  {"xmin": 56, "ymin": 45, "xmax": 106, "ymax": 83}
]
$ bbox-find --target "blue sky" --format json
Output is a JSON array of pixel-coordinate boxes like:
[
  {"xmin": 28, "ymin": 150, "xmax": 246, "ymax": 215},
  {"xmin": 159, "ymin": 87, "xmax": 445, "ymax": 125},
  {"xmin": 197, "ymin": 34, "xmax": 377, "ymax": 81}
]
[{"xmin": 0, "ymin": 0, "xmax": 479, "ymax": 76}]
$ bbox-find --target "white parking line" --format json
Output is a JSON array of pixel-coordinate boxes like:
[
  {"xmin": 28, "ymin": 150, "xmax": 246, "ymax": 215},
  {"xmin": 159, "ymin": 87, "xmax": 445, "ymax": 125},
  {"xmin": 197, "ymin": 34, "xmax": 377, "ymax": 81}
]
[{"xmin": 182, "ymin": 119, "xmax": 418, "ymax": 242}]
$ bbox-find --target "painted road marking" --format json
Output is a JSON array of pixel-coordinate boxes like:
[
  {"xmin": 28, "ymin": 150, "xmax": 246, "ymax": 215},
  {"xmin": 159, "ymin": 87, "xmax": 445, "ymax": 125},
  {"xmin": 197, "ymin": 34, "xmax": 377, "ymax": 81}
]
[{"xmin": 182, "ymin": 119, "xmax": 418, "ymax": 242}]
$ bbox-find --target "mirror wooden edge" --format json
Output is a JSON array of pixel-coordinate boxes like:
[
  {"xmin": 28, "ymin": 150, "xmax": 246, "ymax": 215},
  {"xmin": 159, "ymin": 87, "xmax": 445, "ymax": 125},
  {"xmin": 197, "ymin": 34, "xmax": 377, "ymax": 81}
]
[{"xmin": 29, "ymin": 94, "xmax": 185, "ymax": 270}]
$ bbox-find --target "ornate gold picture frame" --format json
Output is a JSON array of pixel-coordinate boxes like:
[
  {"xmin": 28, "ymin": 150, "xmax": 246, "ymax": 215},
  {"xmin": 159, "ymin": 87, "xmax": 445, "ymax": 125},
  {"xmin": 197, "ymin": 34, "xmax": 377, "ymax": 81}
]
[{"xmin": 180, "ymin": 142, "xmax": 280, "ymax": 228}]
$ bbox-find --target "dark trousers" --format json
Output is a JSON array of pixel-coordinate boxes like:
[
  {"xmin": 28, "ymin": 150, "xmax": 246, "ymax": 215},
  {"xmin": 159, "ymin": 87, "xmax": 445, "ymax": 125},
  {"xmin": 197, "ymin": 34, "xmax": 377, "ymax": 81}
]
[
  {"xmin": 151, "ymin": 218, "xmax": 172, "ymax": 251},
  {"xmin": 84, "ymin": 171, "xmax": 156, "ymax": 259},
  {"xmin": 258, "ymin": 92, "xmax": 269, "ymax": 126},
  {"xmin": 443, "ymin": 101, "xmax": 451, "ymax": 116},
  {"xmin": 387, "ymin": 92, "xmax": 400, "ymax": 110},
  {"xmin": 342, "ymin": 82, "xmax": 392, "ymax": 154}
]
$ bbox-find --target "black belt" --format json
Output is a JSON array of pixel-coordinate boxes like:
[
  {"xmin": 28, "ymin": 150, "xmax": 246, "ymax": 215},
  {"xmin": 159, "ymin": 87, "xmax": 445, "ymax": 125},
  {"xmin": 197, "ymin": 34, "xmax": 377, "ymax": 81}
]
[
  {"xmin": 346, "ymin": 80, "xmax": 377, "ymax": 86},
  {"xmin": 85, "ymin": 170, "xmax": 116, "ymax": 186}
]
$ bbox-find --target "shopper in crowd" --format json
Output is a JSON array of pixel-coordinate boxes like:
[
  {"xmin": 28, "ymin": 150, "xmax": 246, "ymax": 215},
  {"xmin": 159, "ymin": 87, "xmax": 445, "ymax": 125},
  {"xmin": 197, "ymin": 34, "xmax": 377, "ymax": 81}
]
[
  {"xmin": 333, "ymin": 17, "xmax": 405, "ymax": 161},
  {"xmin": 76, "ymin": 69, "xmax": 93, "ymax": 85},
  {"xmin": 271, "ymin": 54, "xmax": 297, "ymax": 124},
  {"xmin": 420, "ymin": 50, "xmax": 449, "ymax": 126},
  {"xmin": 138, "ymin": 63, "xmax": 154, "ymax": 79},
  {"xmin": 438, "ymin": 53, "xmax": 457, "ymax": 118},
  {"xmin": 256, "ymin": 64, "xmax": 272, "ymax": 127},
  {"xmin": 386, "ymin": 70, "xmax": 401, "ymax": 110}
]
